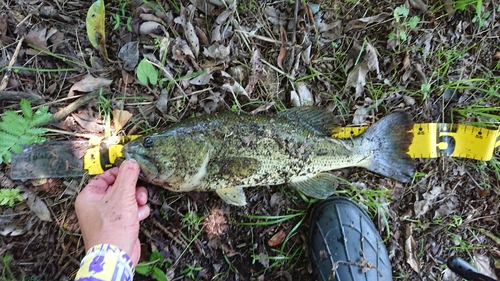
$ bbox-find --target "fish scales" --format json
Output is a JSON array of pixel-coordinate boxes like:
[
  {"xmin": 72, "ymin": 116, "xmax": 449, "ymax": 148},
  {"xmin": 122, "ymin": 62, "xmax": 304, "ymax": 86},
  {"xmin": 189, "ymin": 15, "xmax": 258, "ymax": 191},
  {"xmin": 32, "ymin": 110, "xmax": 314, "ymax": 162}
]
[{"xmin": 123, "ymin": 107, "xmax": 414, "ymax": 206}]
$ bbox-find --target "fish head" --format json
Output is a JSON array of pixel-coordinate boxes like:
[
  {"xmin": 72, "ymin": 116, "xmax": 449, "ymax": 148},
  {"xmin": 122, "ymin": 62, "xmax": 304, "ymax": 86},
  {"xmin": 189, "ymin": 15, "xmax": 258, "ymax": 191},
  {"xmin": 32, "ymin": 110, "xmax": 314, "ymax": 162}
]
[
  {"xmin": 122, "ymin": 133, "xmax": 213, "ymax": 191},
  {"xmin": 122, "ymin": 134, "xmax": 177, "ymax": 184}
]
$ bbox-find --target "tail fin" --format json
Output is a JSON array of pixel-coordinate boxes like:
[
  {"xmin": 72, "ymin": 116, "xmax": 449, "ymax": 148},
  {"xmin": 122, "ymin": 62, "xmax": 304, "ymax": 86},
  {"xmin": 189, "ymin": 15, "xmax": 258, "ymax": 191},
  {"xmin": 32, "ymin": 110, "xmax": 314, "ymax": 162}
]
[{"xmin": 356, "ymin": 112, "xmax": 414, "ymax": 182}]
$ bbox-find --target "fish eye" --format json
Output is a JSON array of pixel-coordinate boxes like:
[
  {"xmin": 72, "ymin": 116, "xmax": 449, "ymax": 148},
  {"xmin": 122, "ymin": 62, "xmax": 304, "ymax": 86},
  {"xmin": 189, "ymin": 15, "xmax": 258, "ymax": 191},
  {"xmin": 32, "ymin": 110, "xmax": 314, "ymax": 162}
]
[{"xmin": 143, "ymin": 137, "xmax": 154, "ymax": 148}]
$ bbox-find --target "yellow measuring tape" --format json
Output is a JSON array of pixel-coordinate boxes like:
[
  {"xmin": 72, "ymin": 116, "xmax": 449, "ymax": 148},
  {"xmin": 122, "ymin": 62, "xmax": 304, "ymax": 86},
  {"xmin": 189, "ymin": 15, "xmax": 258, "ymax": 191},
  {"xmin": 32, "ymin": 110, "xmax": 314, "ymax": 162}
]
[
  {"xmin": 332, "ymin": 123, "xmax": 500, "ymax": 161},
  {"xmin": 84, "ymin": 123, "xmax": 500, "ymax": 175}
]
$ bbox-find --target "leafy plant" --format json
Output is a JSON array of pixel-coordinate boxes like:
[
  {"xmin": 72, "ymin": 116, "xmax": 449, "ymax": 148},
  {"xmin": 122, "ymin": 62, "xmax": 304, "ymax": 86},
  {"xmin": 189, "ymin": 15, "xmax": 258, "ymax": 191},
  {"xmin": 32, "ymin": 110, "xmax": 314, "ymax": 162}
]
[
  {"xmin": 0, "ymin": 188, "xmax": 23, "ymax": 207},
  {"xmin": 112, "ymin": 2, "xmax": 133, "ymax": 31},
  {"xmin": 135, "ymin": 251, "xmax": 169, "ymax": 281},
  {"xmin": 456, "ymin": 0, "xmax": 490, "ymax": 28},
  {"xmin": 137, "ymin": 58, "xmax": 159, "ymax": 85},
  {"xmin": 0, "ymin": 99, "xmax": 51, "ymax": 164},
  {"xmin": 1, "ymin": 254, "xmax": 13, "ymax": 280},
  {"xmin": 180, "ymin": 263, "xmax": 203, "ymax": 280},
  {"xmin": 389, "ymin": 5, "xmax": 420, "ymax": 42},
  {"xmin": 96, "ymin": 90, "xmax": 112, "ymax": 137},
  {"xmin": 181, "ymin": 210, "xmax": 204, "ymax": 234}
]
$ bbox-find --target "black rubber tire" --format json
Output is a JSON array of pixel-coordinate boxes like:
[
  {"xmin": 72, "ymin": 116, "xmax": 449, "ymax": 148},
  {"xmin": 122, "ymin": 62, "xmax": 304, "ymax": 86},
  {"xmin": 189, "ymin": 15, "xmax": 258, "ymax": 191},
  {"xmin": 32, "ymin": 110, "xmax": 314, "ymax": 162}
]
[{"xmin": 308, "ymin": 197, "xmax": 393, "ymax": 281}]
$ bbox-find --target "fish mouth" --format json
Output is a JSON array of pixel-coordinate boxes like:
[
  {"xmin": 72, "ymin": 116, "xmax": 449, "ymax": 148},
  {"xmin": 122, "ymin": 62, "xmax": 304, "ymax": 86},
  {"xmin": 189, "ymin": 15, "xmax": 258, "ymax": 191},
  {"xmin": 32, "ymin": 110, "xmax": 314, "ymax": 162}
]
[{"xmin": 125, "ymin": 152, "xmax": 159, "ymax": 181}]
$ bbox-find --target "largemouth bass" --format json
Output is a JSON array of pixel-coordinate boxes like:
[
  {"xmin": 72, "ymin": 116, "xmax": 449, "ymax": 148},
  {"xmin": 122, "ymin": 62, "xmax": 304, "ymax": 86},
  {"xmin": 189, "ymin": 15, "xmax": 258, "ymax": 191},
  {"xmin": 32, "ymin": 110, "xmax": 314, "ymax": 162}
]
[{"xmin": 123, "ymin": 107, "xmax": 414, "ymax": 206}]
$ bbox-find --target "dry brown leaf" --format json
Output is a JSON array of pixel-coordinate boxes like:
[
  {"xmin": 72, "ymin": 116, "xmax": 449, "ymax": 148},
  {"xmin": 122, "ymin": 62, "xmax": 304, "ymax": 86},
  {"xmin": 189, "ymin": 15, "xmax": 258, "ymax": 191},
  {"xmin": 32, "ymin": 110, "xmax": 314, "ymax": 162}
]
[
  {"xmin": 291, "ymin": 82, "xmax": 314, "ymax": 106},
  {"xmin": 72, "ymin": 111, "xmax": 104, "ymax": 133},
  {"xmin": 345, "ymin": 13, "xmax": 390, "ymax": 32},
  {"xmin": 268, "ymin": 229, "xmax": 287, "ymax": 247},
  {"xmin": 26, "ymin": 192, "xmax": 52, "ymax": 222},
  {"xmin": 277, "ymin": 26, "xmax": 288, "ymax": 70},
  {"xmin": 0, "ymin": 13, "xmax": 12, "ymax": 44},
  {"xmin": 174, "ymin": 6, "xmax": 199, "ymax": 57},
  {"xmin": 414, "ymin": 185, "xmax": 444, "ymax": 218},
  {"xmin": 212, "ymin": 9, "xmax": 234, "ymax": 42},
  {"xmin": 474, "ymin": 253, "xmax": 499, "ymax": 280},
  {"xmin": 118, "ymin": 41, "xmax": 140, "ymax": 71},
  {"xmin": 364, "ymin": 42, "xmax": 381, "ymax": 79},
  {"xmin": 409, "ymin": 0, "xmax": 429, "ymax": 12},
  {"xmin": 203, "ymin": 43, "xmax": 230, "ymax": 60},
  {"xmin": 139, "ymin": 21, "xmax": 164, "ymax": 35},
  {"xmin": 68, "ymin": 74, "xmax": 112, "ymax": 97},
  {"xmin": 265, "ymin": 6, "xmax": 286, "ymax": 25},
  {"xmin": 189, "ymin": 69, "xmax": 212, "ymax": 85},
  {"xmin": 402, "ymin": 52, "xmax": 411, "ymax": 70},
  {"xmin": 155, "ymin": 90, "xmax": 169, "ymax": 115},
  {"xmin": 25, "ymin": 27, "xmax": 49, "ymax": 50},
  {"xmin": 405, "ymin": 223, "xmax": 420, "ymax": 273},
  {"xmin": 318, "ymin": 20, "xmax": 342, "ymax": 40},
  {"xmin": 245, "ymin": 49, "xmax": 264, "ymax": 95},
  {"xmin": 345, "ymin": 61, "xmax": 369, "ymax": 99},
  {"xmin": 352, "ymin": 106, "xmax": 368, "ymax": 125},
  {"xmin": 112, "ymin": 109, "xmax": 133, "ymax": 133},
  {"xmin": 195, "ymin": 26, "xmax": 209, "ymax": 46},
  {"xmin": 172, "ymin": 37, "xmax": 195, "ymax": 61}
]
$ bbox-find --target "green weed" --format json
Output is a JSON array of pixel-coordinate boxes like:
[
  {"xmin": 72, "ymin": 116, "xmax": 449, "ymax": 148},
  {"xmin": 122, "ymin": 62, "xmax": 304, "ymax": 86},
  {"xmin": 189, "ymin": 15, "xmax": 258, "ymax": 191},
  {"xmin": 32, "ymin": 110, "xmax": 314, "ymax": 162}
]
[
  {"xmin": 0, "ymin": 188, "xmax": 23, "ymax": 207},
  {"xmin": 1, "ymin": 254, "xmax": 14, "ymax": 280},
  {"xmin": 388, "ymin": 5, "xmax": 421, "ymax": 43},
  {"xmin": 181, "ymin": 210, "xmax": 204, "ymax": 235},
  {"xmin": 111, "ymin": 2, "xmax": 133, "ymax": 32},
  {"xmin": 96, "ymin": 89, "xmax": 112, "ymax": 137},
  {"xmin": 180, "ymin": 263, "xmax": 203, "ymax": 280},
  {"xmin": 135, "ymin": 250, "xmax": 169, "ymax": 281}
]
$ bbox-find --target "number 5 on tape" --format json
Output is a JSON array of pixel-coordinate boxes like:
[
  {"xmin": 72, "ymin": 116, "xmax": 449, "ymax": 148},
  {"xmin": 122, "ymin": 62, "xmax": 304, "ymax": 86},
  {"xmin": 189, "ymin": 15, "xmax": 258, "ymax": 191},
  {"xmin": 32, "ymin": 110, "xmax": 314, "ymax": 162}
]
[{"xmin": 408, "ymin": 124, "xmax": 500, "ymax": 161}]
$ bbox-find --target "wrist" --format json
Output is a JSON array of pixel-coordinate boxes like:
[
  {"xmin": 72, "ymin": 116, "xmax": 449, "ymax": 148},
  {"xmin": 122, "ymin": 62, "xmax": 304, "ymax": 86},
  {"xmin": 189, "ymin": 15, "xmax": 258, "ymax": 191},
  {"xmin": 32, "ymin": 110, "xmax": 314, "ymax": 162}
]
[{"xmin": 76, "ymin": 244, "xmax": 134, "ymax": 280}]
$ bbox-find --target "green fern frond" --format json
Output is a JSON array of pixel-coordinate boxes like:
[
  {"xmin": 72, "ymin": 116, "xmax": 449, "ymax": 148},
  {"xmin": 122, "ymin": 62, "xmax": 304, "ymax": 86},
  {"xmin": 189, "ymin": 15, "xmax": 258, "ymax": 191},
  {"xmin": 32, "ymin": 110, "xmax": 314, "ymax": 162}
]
[{"xmin": 0, "ymin": 99, "xmax": 51, "ymax": 164}]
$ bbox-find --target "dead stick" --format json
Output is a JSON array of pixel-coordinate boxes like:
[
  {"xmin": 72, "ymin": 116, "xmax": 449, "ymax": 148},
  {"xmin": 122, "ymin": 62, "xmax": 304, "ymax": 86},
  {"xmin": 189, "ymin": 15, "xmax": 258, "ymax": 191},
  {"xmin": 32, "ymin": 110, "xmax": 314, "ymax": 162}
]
[
  {"xmin": 39, "ymin": 89, "xmax": 111, "ymax": 126},
  {"xmin": 0, "ymin": 36, "xmax": 24, "ymax": 91},
  {"xmin": 0, "ymin": 90, "xmax": 46, "ymax": 104}
]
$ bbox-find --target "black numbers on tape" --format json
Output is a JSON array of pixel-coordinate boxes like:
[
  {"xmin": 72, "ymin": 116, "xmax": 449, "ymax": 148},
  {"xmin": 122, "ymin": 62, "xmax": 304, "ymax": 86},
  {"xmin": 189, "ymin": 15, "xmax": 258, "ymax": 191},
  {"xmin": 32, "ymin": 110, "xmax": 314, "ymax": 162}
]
[
  {"xmin": 475, "ymin": 131, "xmax": 483, "ymax": 139},
  {"xmin": 417, "ymin": 127, "xmax": 425, "ymax": 135}
]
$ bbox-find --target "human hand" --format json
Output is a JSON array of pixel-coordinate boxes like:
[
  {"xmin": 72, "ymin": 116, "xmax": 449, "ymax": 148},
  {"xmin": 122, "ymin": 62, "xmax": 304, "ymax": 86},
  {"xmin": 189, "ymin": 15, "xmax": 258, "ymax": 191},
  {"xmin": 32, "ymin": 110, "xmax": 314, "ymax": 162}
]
[{"xmin": 75, "ymin": 159, "xmax": 150, "ymax": 265}]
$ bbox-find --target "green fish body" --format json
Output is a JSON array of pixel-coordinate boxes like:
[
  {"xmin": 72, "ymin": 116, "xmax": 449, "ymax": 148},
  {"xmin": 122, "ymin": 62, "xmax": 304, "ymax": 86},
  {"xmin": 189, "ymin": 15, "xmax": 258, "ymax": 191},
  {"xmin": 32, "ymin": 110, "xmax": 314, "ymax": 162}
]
[{"xmin": 123, "ymin": 107, "xmax": 414, "ymax": 206}]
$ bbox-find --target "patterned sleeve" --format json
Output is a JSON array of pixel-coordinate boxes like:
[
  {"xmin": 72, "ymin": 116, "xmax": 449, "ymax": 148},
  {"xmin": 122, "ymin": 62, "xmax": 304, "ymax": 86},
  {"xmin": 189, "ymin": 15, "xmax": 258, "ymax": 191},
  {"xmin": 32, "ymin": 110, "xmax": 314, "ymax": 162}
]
[{"xmin": 75, "ymin": 244, "xmax": 134, "ymax": 281}]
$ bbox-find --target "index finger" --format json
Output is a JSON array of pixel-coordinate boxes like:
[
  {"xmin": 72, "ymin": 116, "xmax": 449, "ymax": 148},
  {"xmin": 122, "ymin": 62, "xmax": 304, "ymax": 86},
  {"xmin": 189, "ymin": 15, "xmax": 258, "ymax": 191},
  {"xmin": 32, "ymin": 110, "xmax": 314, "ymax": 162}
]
[{"xmin": 82, "ymin": 167, "xmax": 120, "ymax": 195}]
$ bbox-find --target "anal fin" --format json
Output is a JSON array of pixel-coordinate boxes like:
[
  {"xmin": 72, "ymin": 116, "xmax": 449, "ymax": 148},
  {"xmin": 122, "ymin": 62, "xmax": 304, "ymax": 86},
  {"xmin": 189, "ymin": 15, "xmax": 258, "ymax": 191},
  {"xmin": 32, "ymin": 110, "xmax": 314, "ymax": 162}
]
[
  {"xmin": 289, "ymin": 173, "xmax": 338, "ymax": 199},
  {"xmin": 216, "ymin": 186, "xmax": 247, "ymax": 206}
]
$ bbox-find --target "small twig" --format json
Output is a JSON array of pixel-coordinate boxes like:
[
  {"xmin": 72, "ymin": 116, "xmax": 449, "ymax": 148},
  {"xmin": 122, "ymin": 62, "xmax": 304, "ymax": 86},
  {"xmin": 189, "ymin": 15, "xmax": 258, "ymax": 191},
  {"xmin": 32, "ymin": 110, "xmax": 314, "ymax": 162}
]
[
  {"xmin": 292, "ymin": 0, "xmax": 299, "ymax": 45},
  {"xmin": 0, "ymin": 90, "xmax": 46, "ymax": 104},
  {"xmin": 0, "ymin": 36, "xmax": 24, "ymax": 91},
  {"xmin": 234, "ymin": 30, "xmax": 282, "ymax": 44},
  {"xmin": 27, "ymin": 44, "xmax": 89, "ymax": 69},
  {"xmin": 45, "ymin": 128, "xmax": 98, "ymax": 139},
  {"xmin": 151, "ymin": 217, "xmax": 189, "ymax": 249},
  {"xmin": 39, "ymin": 89, "xmax": 111, "ymax": 126},
  {"xmin": 259, "ymin": 58, "xmax": 296, "ymax": 80}
]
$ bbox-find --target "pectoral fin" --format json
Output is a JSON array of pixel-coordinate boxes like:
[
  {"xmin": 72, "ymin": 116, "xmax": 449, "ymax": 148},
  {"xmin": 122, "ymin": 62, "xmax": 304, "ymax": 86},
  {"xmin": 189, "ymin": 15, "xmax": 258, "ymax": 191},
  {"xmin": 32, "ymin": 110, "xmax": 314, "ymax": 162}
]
[
  {"xmin": 289, "ymin": 173, "xmax": 338, "ymax": 199},
  {"xmin": 216, "ymin": 186, "xmax": 247, "ymax": 206}
]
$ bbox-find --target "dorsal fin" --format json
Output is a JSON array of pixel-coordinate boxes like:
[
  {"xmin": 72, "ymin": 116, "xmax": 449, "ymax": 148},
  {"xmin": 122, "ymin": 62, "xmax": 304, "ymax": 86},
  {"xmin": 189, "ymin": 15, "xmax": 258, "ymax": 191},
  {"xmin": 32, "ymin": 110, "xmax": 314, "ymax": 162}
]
[{"xmin": 276, "ymin": 107, "xmax": 338, "ymax": 135}]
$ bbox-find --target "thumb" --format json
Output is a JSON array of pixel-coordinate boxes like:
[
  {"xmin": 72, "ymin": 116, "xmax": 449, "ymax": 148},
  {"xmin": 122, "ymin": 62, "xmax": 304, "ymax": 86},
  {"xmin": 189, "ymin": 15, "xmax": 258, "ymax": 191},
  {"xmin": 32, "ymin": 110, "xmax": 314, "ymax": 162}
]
[{"xmin": 105, "ymin": 159, "xmax": 141, "ymax": 200}]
